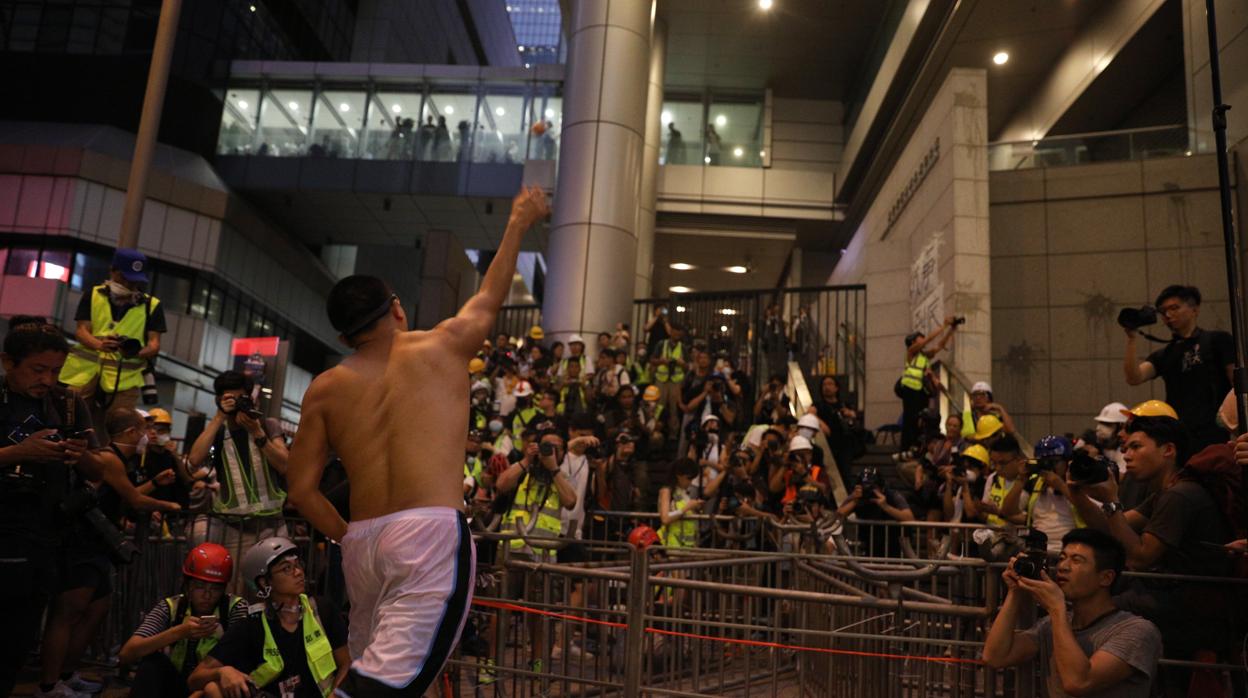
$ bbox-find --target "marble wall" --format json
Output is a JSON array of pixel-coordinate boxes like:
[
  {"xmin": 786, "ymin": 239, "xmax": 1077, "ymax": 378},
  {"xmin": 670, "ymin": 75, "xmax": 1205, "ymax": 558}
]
[{"xmin": 989, "ymin": 153, "xmax": 1238, "ymax": 439}]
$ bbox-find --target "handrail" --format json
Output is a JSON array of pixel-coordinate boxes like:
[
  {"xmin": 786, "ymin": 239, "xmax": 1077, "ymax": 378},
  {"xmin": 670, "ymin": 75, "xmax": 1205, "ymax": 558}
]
[
  {"xmin": 937, "ymin": 357, "xmax": 1032, "ymax": 456},
  {"xmin": 785, "ymin": 359, "xmax": 850, "ymax": 504},
  {"xmin": 988, "ymin": 123, "xmax": 1185, "ymax": 147}
]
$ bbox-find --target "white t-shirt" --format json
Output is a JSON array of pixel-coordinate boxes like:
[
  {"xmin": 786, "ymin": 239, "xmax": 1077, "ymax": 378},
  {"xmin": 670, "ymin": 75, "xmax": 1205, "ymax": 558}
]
[
  {"xmin": 494, "ymin": 376, "xmax": 518, "ymax": 417},
  {"xmin": 1028, "ymin": 487, "xmax": 1077, "ymax": 554},
  {"xmin": 559, "ymin": 452, "xmax": 592, "ymax": 539}
]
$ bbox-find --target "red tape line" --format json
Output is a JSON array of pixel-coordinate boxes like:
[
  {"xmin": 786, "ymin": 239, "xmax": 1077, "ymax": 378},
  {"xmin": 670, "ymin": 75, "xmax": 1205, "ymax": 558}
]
[{"xmin": 471, "ymin": 598, "xmax": 983, "ymax": 666}]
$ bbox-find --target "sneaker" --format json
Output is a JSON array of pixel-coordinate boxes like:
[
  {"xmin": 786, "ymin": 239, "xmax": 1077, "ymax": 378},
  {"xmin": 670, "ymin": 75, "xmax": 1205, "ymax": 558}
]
[
  {"xmin": 477, "ymin": 659, "xmax": 497, "ymax": 686},
  {"xmin": 64, "ymin": 672, "xmax": 105, "ymax": 694},
  {"xmin": 32, "ymin": 682, "xmax": 90, "ymax": 698}
]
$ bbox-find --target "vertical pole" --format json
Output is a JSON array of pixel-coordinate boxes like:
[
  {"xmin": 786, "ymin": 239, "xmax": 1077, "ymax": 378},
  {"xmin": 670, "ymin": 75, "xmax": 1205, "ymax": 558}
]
[
  {"xmin": 622, "ymin": 544, "xmax": 650, "ymax": 698},
  {"xmin": 1203, "ymin": 0, "xmax": 1248, "ymax": 435},
  {"xmin": 117, "ymin": 0, "xmax": 182, "ymax": 250}
]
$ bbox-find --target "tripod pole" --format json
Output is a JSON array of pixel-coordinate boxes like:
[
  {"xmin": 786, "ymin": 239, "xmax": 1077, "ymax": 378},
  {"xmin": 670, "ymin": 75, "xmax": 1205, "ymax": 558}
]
[{"xmin": 1204, "ymin": 0, "xmax": 1247, "ymax": 436}]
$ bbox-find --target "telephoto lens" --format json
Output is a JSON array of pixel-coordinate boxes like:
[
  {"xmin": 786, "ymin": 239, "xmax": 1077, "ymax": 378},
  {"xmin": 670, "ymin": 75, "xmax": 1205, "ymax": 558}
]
[{"xmin": 1068, "ymin": 450, "xmax": 1110, "ymax": 485}]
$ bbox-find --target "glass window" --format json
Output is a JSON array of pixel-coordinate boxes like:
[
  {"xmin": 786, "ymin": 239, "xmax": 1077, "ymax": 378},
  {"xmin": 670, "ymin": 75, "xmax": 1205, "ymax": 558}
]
[
  {"xmin": 189, "ymin": 275, "xmax": 209, "ymax": 318},
  {"xmin": 425, "ymin": 90, "xmax": 480, "ymax": 162},
  {"xmin": 311, "ymin": 89, "xmax": 367, "ymax": 159},
  {"xmin": 3, "ymin": 249, "xmax": 40, "ymax": 276},
  {"xmin": 660, "ymin": 99, "xmax": 703, "ymax": 166},
  {"xmin": 207, "ymin": 285, "xmax": 224, "ymax": 325},
  {"xmin": 527, "ymin": 91, "xmax": 561, "ymax": 161},
  {"xmin": 257, "ymin": 89, "xmax": 312, "ymax": 157},
  {"xmin": 72, "ymin": 251, "xmax": 110, "ymax": 292},
  {"xmin": 364, "ymin": 91, "xmax": 424, "ymax": 160},
  {"xmin": 707, "ymin": 97, "xmax": 764, "ymax": 168},
  {"xmin": 234, "ymin": 303, "xmax": 252, "ymax": 337},
  {"xmin": 476, "ymin": 87, "xmax": 527, "ymax": 164},
  {"xmin": 221, "ymin": 292, "xmax": 238, "ymax": 331},
  {"xmin": 153, "ymin": 268, "xmax": 190, "ymax": 314},
  {"xmin": 219, "ymin": 88, "xmax": 260, "ymax": 155}
]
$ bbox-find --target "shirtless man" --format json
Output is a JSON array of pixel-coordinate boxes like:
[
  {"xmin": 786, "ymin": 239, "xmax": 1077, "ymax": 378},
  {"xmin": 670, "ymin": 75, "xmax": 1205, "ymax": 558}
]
[{"xmin": 285, "ymin": 186, "xmax": 550, "ymax": 697}]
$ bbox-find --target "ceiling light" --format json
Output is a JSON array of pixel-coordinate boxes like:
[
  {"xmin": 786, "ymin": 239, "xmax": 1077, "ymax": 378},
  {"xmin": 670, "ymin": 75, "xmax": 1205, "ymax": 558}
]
[
  {"xmin": 669, "ymin": 262, "xmax": 694, "ymax": 271},
  {"xmin": 720, "ymin": 325, "xmax": 728, "ymax": 332},
  {"xmin": 661, "ymin": 110, "xmax": 672, "ymax": 124},
  {"xmin": 725, "ymin": 265, "xmax": 748, "ymax": 274},
  {"xmin": 545, "ymin": 108, "xmax": 555, "ymax": 118},
  {"xmin": 444, "ymin": 105, "xmax": 455, "ymax": 115},
  {"xmin": 248, "ymin": 4, "xmax": 256, "ymax": 12},
  {"xmin": 759, "ymin": 0, "xmax": 773, "ymax": 9},
  {"xmin": 495, "ymin": 106, "xmax": 506, "ymax": 117},
  {"xmin": 718, "ymin": 308, "xmax": 738, "ymax": 315},
  {"xmin": 992, "ymin": 51, "xmax": 1009, "ymax": 65},
  {"xmin": 704, "ymin": 156, "xmax": 711, "ymax": 164},
  {"xmin": 733, "ymin": 147, "xmax": 744, "ymax": 158},
  {"xmin": 670, "ymin": 286, "xmax": 693, "ymax": 294},
  {"xmin": 675, "ymin": 305, "xmax": 687, "ymax": 312},
  {"xmin": 391, "ymin": 104, "xmax": 402, "ymax": 114},
  {"xmin": 715, "ymin": 114, "xmax": 727, "ymax": 127},
  {"xmin": 338, "ymin": 103, "xmax": 350, "ymax": 112},
  {"xmin": 519, "ymin": 45, "xmax": 525, "ymax": 52},
  {"xmin": 288, "ymin": 101, "xmax": 299, "ymax": 111},
  {"xmin": 759, "ymin": 150, "xmax": 766, "ymax": 158}
]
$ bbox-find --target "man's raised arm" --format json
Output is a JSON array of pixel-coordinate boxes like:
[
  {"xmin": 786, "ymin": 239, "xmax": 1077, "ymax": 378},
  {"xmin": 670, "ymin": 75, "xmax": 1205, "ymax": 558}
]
[{"xmin": 436, "ymin": 186, "xmax": 550, "ymax": 356}]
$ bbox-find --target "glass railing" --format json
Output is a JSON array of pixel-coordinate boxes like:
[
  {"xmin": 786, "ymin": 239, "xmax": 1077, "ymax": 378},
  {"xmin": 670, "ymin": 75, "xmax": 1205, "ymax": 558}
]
[
  {"xmin": 217, "ymin": 65, "xmax": 564, "ymax": 165},
  {"xmin": 987, "ymin": 124, "xmax": 1188, "ymax": 171}
]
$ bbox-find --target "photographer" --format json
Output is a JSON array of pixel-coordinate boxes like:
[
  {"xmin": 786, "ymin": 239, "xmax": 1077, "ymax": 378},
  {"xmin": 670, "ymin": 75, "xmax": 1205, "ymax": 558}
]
[
  {"xmin": 983, "ymin": 529, "xmax": 1161, "ymax": 697},
  {"xmin": 942, "ymin": 445, "xmax": 990, "ymax": 523},
  {"xmin": 836, "ymin": 468, "xmax": 914, "ymax": 557},
  {"xmin": 119, "ymin": 544, "xmax": 248, "ymax": 698},
  {"xmin": 753, "ymin": 373, "xmax": 792, "ymax": 426},
  {"xmin": 1122, "ymin": 285, "xmax": 1233, "ymax": 450},
  {"xmin": 638, "ymin": 385, "xmax": 667, "ymax": 451},
  {"xmin": 961, "ymin": 381, "xmax": 1016, "ymax": 439},
  {"xmin": 588, "ymin": 432, "xmax": 647, "ymax": 540},
  {"xmin": 896, "ymin": 316, "xmax": 958, "ymax": 451},
  {"xmin": 676, "ymin": 345, "xmax": 715, "ymax": 455},
  {"xmin": 972, "ymin": 435, "xmax": 1028, "ymax": 527},
  {"xmin": 658, "ymin": 458, "xmax": 705, "ymax": 549},
  {"xmin": 555, "ymin": 358, "xmax": 589, "ymax": 415},
  {"xmin": 0, "ymin": 316, "xmax": 103, "ymax": 697},
  {"xmin": 189, "ymin": 538, "xmax": 350, "ymax": 698},
  {"xmin": 187, "ymin": 370, "xmax": 290, "ymax": 549},
  {"xmin": 1000, "ymin": 435, "xmax": 1085, "ymax": 556},
  {"xmin": 59, "ymin": 249, "xmax": 166, "ymax": 423},
  {"xmin": 769, "ymin": 436, "xmax": 829, "ymax": 505}
]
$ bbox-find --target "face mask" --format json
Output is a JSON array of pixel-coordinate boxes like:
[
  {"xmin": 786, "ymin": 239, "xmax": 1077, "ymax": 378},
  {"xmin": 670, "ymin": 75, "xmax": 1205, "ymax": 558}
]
[
  {"xmin": 136, "ymin": 433, "xmax": 149, "ymax": 455},
  {"xmin": 799, "ymin": 427, "xmax": 817, "ymax": 440},
  {"xmin": 964, "ymin": 470, "xmax": 980, "ymax": 484},
  {"xmin": 155, "ymin": 433, "xmax": 171, "ymax": 446},
  {"xmin": 105, "ymin": 280, "xmax": 137, "ymax": 304},
  {"xmin": 488, "ymin": 419, "xmax": 504, "ymax": 434},
  {"xmin": 706, "ymin": 432, "xmax": 719, "ymax": 443},
  {"xmin": 1094, "ymin": 423, "xmax": 1117, "ymax": 444}
]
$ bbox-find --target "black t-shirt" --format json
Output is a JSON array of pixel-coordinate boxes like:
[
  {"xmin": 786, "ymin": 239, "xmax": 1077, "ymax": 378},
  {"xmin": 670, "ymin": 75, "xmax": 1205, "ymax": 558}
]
[
  {"xmin": 1133, "ymin": 480, "xmax": 1232, "ymax": 577},
  {"xmin": 1145, "ymin": 328, "xmax": 1233, "ymax": 447},
  {"xmin": 680, "ymin": 371, "xmax": 712, "ymax": 407},
  {"xmin": 0, "ymin": 385, "xmax": 98, "ymax": 543},
  {"xmin": 209, "ymin": 598, "xmax": 347, "ymax": 698},
  {"xmin": 74, "ymin": 287, "xmax": 168, "ymax": 334},
  {"xmin": 852, "ymin": 488, "xmax": 912, "ymax": 558}
]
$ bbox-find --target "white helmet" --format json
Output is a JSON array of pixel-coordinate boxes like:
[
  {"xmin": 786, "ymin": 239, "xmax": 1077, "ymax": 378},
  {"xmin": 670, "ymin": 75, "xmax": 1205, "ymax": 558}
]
[
  {"xmin": 241, "ymin": 536, "xmax": 299, "ymax": 599},
  {"xmin": 797, "ymin": 413, "xmax": 820, "ymax": 431},
  {"xmin": 789, "ymin": 435, "xmax": 813, "ymax": 451},
  {"xmin": 514, "ymin": 381, "xmax": 533, "ymax": 398},
  {"xmin": 568, "ymin": 334, "xmax": 586, "ymax": 346},
  {"xmin": 971, "ymin": 381, "xmax": 993, "ymax": 395},
  {"xmin": 701, "ymin": 413, "xmax": 720, "ymax": 426},
  {"xmin": 1095, "ymin": 402, "xmax": 1130, "ymax": 424},
  {"xmin": 471, "ymin": 379, "xmax": 491, "ymax": 395}
]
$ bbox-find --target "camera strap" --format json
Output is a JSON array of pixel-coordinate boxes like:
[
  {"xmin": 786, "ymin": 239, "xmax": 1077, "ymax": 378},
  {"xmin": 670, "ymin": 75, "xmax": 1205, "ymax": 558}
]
[{"xmin": 1138, "ymin": 330, "xmax": 1173, "ymax": 344}]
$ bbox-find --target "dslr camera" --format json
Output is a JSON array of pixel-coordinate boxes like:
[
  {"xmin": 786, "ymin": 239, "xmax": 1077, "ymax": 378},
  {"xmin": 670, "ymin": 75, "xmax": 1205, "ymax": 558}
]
[
  {"xmin": 1117, "ymin": 305, "xmax": 1158, "ymax": 331},
  {"xmin": 858, "ymin": 467, "xmax": 881, "ymax": 499},
  {"xmin": 951, "ymin": 316, "xmax": 967, "ymax": 326},
  {"xmin": 233, "ymin": 394, "xmax": 263, "ymax": 419},
  {"xmin": 61, "ymin": 487, "xmax": 139, "ymax": 565},
  {"xmin": 1068, "ymin": 450, "xmax": 1111, "ymax": 485},
  {"xmin": 1011, "ymin": 528, "xmax": 1049, "ymax": 580}
]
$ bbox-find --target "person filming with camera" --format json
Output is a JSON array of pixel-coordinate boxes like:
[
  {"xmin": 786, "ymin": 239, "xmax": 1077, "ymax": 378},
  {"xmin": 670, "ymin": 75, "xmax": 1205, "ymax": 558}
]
[
  {"xmin": 983, "ymin": 528, "xmax": 1161, "ymax": 697},
  {"xmin": 1000, "ymin": 435, "xmax": 1102, "ymax": 556},
  {"xmin": 1122, "ymin": 285, "xmax": 1233, "ymax": 451}
]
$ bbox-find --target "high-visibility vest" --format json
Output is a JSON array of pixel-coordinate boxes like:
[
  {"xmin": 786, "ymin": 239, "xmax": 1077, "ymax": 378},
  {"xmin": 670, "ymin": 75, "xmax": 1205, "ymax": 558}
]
[
  {"xmin": 630, "ymin": 359, "xmax": 653, "ymax": 385},
  {"xmin": 164, "ymin": 594, "xmax": 246, "ymax": 673},
  {"xmin": 1022, "ymin": 474, "xmax": 1085, "ymax": 529},
  {"xmin": 899, "ymin": 352, "xmax": 928, "ymax": 392},
  {"xmin": 502, "ymin": 472, "xmax": 563, "ymax": 555},
  {"xmin": 557, "ymin": 384, "xmax": 587, "ymax": 415},
  {"xmin": 212, "ymin": 427, "xmax": 285, "ymax": 517},
  {"xmin": 985, "ymin": 474, "xmax": 1015, "ymax": 527},
  {"xmin": 559, "ymin": 356, "xmax": 587, "ymax": 376},
  {"xmin": 659, "ymin": 488, "xmax": 697, "ymax": 548},
  {"xmin": 782, "ymin": 466, "xmax": 822, "ymax": 505},
  {"xmin": 512, "ymin": 406, "xmax": 539, "ymax": 434},
  {"xmin": 250, "ymin": 594, "xmax": 336, "ymax": 697},
  {"xmin": 464, "ymin": 456, "xmax": 483, "ymax": 483},
  {"xmin": 655, "ymin": 340, "xmax": 685, "ymax": 383},
  {"xmin": 59, "ymin": 285, "xmax": 158, "ymax": 392},
  {"xmin": 471, "ymin": 409, "xmax": 488, "ymax": 432}
]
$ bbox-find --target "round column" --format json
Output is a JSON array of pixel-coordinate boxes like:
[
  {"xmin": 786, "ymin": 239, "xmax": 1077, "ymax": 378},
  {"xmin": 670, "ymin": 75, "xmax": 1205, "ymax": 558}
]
[
  {"xmin": 542, "ymin": 0, "xmax": 653, "ymax": 350},
  {"xmin": 634, "ymin": 17, "xmax": 666, "ymax": 299}
]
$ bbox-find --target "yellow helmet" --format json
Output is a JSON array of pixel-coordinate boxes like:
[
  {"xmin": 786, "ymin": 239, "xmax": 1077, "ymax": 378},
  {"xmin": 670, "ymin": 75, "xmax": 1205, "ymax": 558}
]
[
  {"xmin": 960, "ymin": 444, "xmax": 990, "ymax": 468},
  {"xmin": 468, "ymin": 358, "xmax": 486, "ymax": 374},
  {"xmin": 1124, "ymin": 400, "xmax": 1178, "ymax": 420},
  {"xmin": 973, "ymin": 414, "xmax": 1004, "ymax": 441},
  {"xmin": 643, "ymin": 385, "xmax": 661, "ymax": 402},
  {"xmin": 528, "ymin": 325, "xmax": 545, "ymax": 341},
  {"xmin": 147, "ymin": 408, "xmax": 173, "ymax": 425}
]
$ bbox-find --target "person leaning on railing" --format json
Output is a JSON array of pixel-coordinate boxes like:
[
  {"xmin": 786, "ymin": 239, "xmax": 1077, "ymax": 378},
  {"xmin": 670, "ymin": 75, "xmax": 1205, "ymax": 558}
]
[{"xmin": 983, "ymin": 528, "xmax": 1162, "ymax": 697}]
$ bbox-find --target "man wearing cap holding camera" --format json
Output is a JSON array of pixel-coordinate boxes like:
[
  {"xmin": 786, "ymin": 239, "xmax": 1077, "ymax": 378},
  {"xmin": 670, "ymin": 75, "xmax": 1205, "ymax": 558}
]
[
  {"xmin": 1123, "ymin": 285, "xmax": 1233, "ymax": 451},
  {"xmin": 60, "ymin": 249, "xmax": 166, "ymax": 424}
]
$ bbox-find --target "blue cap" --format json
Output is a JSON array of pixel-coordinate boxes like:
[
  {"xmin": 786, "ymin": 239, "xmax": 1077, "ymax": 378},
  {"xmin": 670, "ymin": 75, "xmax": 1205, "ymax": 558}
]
[
  {"xmin": 112, "ymin": 248, "xmax": 149, "ymax": 284},
  {"xmin": 1034, "ymin": 435, "xmax": 1073, "ymax": 459}
]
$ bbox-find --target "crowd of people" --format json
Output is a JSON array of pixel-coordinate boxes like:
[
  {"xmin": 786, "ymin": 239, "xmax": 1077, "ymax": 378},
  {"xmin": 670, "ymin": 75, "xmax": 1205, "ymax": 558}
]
[{"xmin": 1, "ymin": 239, "xmax": 1246, "ymax": 698}]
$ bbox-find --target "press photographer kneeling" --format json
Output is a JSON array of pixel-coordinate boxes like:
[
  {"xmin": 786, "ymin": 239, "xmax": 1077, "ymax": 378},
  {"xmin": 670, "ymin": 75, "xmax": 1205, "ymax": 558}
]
[{"xmin": 983, "ymin": 528, "xmax": 1161, "ymax": 697}]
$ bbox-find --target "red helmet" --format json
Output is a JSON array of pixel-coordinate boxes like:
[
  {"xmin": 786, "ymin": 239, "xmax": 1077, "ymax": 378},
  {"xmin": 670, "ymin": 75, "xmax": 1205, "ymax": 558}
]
[
  {"xmin": 183, "ymin": 543, "xmax": 233, "ymax": 584},
  {"xmin": 627, "ymin": 525, "xmax": 661, "ymax": 550}
]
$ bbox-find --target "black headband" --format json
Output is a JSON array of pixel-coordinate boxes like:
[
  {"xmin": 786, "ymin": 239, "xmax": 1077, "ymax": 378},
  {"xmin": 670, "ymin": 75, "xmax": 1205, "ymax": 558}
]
[{"xmin": 342, "ymin": 294, "xmax": 398, "ymax": 338}]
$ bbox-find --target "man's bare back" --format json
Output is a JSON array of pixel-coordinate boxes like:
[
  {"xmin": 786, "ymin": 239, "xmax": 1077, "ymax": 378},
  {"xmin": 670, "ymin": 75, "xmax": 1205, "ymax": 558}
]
[{"xmin": 286, "ymin": 186, "xmax": 549, "ymax": 542}]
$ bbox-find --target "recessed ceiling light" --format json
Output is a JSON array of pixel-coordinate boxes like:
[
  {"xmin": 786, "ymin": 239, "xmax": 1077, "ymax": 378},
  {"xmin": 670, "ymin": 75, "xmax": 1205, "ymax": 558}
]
[
  {"xmin": 670, "ymin": 286, "xmax": 693, "ymax": 294},
  {"xmin": 338, "ymin": 103, "xmax": 350, "ymax": 112},
  {"xmin": 545, "ymin": 108, "xmax": 555, "ymax": 118},
  {"xmin": 718, "ymin": 308, "xmax": 738, "ymax": 315},
  {"xmin": 720, "ymin": 325, "xmax": 728, "ymax": 332},
  {"xmin": 518, "ymin": 46, "xmax": 525, "ymax": 52},
  {"xmin": 288, "ymin": 101, "xmax": 299, "ymax": 111},
  {"xmin": 992, "ymin": 51, "xmax": 1009, "ymax": 65},
  {"xmin": 444, "ymin": 105, "xmax": 455, "ymax": 115},
  {"xmin": 495, "ymin": 106, "xmax": 506, "ymax": 116},
  {"xmin": 248, "ymin": 4, "xmax": 256, "ymax": 12},
  {"xmin": 703, "ymin": 156, "xmax": 711, "ymax": 164},
  {"xmin": 675, "ymin": 306, "xmax": 687, "ymax": 312},
  {"xmin": 725, "ymin": 265, "xmax": 748, "ymax": 274},
  {"xmin": 661, "ymin": 110, "xmax": 672, "ymax": 124},
  {"xmin": 237, "ymin": 100, "xmax": 248, "ymax": 110},
  {"xmin": 759, "ymin": 0, "xmax": 773, "ymax": 9},
  {"xmin": 733, "ymin": 147, "xmax": 744, "ymax": 158},
  {"xmin": 391, "ymin": 104, "xmax": 401, "ymax": 114},
  {"xmin": 715, "ymin": 114, "xmax": 727, "ymax": 127},
  {"xmin": 669, "ymin": 262, "xmax": 694, "ymax": 271}
]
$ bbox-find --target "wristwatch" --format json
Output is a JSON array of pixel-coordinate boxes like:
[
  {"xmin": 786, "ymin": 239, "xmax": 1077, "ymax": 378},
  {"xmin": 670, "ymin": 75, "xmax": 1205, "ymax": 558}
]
[{"xmin": 1101, "ymin": 501, "xmax": 1125, "ymax": 517}]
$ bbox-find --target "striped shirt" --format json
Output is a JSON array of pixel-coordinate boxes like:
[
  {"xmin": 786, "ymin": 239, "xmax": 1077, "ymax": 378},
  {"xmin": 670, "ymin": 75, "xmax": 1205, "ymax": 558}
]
[{"xmin": 133, "ymin": 596, "xmax": 249, "ymax": 638}]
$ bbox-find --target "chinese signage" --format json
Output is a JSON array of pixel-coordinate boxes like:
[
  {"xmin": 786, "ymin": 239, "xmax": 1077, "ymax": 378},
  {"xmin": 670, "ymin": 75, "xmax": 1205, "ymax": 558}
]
[{"xmin": 910, "ymin": 236, "xmax": 943, "ymax": 333}]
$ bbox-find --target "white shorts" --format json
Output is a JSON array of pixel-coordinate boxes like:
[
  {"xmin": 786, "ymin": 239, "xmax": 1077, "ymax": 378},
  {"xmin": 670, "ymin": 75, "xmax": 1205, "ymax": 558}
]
[{"xmin": 339, "ymin": 507, "xmax": 476, "ymax": 693}]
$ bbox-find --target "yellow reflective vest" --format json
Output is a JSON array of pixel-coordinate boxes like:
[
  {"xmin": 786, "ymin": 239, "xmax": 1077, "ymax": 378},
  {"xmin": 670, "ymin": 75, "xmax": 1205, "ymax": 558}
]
[
  {"xmin": 59, "ymin": 284, "xmax": 158, "ymax": 393},
  {"xmin": 899, "ymin": 352, "xmax": 928, "ymax": 392},
  {"xmin": 659, "ymin": 488, "xmax": 697, "ymax": 548},
  {"xmin": 655, "ymin": 340, "xmax": 685, "ymax": 383},
  {"xmin": 164, "ymin": 595, "xmax": 246, "ymax": 673},
  {"xmin": 250, "ymin": 594, "xmax": 337, "ymax": 697},
  {"xmin": 502, "ymin": 471, "xmax": 563, "ymax": 556}
]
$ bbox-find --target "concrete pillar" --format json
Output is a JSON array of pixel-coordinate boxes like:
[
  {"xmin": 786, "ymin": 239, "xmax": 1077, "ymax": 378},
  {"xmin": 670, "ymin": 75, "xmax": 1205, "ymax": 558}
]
[
  {"xmin": 541, "ymin": 0, "xmax": 652, "ymax": 348},
  {"xmin": 635, "ymin": 17, "xmax": 666, "ymax": 299}
]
